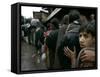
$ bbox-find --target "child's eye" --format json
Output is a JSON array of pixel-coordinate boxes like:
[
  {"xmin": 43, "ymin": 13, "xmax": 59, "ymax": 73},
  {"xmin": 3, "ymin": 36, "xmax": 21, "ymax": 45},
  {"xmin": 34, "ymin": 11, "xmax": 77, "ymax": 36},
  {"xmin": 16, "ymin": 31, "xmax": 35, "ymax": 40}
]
[
  {"xmin": 83, "ymin": 34, "xmax": 88, "ymax": 38},
  {"xmin": 79, "ymin": 34, "xmax": 82, "ymax": 37}
]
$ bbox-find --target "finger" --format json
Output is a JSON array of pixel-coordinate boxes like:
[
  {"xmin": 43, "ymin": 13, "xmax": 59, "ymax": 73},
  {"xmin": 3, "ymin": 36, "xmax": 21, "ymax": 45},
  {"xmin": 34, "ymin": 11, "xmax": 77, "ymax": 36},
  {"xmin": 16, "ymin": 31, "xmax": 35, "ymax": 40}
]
[
  {"xmin": 80, "ymin": 51, "xmax": 86, "ymax": 57},
  {"xmin": 81, "ymin": 58, "xmax": 87, "ymax": 62},
  {"xmin": 66, "ymin": 47, "xmax": 72, "ymax": 56},
  {"xmin": 80, "ymin": 55, "xmax": 87, "ymax": 61},
  {"xmin": 64, "ymin": 51, "xmax": 71, "ymax": 59},
  {"xmin": 64, "ymin": 47, "xmax": 70, "ymax": 54},
  {"xmin": 67, "ymin": 46, "xmax": 73, "ymax": 53},
  {"xmin": 64, "ymin": 52, "xmax": 68, "ymax": 57},
  {"xmin": 64, "ymin": 47, "xmax": 67, "ymax": 53},
  {"xmin": 80, "ymin": 54, "xmax": 87, "ymax": 59},
  {"xmin": 64, "ymin": 52, "xmax": 70, "ymax": 57},
  {"xmin": 64, "ymin": 47, "xmax": 67, "ymax": 51},
  {"xmin": 64, "ymin": 48, "xmax": 70, "ymax": 56},
  {"xmin": 64, "ymin": 47, "xmax": 71, "ymax": 57}
]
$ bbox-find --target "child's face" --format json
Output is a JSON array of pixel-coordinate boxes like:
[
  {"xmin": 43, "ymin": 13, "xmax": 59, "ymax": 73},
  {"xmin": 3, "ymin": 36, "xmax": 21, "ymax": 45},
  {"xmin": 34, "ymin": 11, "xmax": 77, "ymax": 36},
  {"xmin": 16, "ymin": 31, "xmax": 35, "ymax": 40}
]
[{"xmin": 79, "ymin": 32, "xmax": 95, "ymax": 48}]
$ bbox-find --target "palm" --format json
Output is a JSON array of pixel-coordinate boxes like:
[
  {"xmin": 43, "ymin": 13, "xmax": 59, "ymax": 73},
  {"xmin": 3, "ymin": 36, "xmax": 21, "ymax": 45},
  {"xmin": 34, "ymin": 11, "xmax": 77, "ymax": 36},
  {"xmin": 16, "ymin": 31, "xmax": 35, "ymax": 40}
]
[{"xmin": 64, "ymin": 46, "xmax": 76, "ymax": 59}]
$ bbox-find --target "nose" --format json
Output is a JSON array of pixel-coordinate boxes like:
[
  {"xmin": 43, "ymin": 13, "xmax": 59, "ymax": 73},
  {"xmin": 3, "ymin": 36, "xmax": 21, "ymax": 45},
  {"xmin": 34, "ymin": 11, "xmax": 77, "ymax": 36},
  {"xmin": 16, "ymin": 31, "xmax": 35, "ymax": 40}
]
[{"xmin": 79, "ymin": 36, "xmax": 84, "ymax": 44}]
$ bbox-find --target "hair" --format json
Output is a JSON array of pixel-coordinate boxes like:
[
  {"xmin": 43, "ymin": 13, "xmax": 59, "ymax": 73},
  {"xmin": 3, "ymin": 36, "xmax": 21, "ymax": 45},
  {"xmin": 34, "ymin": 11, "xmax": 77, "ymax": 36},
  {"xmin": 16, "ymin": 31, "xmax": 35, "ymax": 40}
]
[
  {"xmin": 68, "ymin": 10, "xmax": 80, "ymax": 23},
  {"xmin": 61, "ymin": 15, "xmax": 69, "ymax": 25},
  {"xmin": 79, "ymin": 23, "xmax": 95, "ymax": 37},
  {"xmin": 50, "ymin": 18, "xmax": 59, "ymax": 29}
]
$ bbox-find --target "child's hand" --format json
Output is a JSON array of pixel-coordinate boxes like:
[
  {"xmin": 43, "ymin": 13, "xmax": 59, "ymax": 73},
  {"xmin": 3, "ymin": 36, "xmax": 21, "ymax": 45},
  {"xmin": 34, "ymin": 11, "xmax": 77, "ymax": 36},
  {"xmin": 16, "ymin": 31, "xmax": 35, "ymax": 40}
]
[
  {"xmin": 64, "ymin": 46, "xmax": 77, "ymax": 68},
  {"xmin": 64, "ymin": 46, "xmax": 76, "ymax": 60},
  {"xmin": 80, "ymin": 50, "xmax": 95, "ymax": 62}
]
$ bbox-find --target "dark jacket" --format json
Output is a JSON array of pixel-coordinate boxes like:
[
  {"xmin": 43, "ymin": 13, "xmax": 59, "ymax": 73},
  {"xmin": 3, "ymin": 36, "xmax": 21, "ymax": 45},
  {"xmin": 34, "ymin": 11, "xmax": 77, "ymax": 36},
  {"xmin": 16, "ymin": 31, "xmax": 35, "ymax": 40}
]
[
  {"xmin": 46, "ymin": 30, "xmax": 58, "ymax": 50},
  {"xmin": 46, "ymin": 30, "xmax": 59, "ymax": 69},
  {"xmin": 57, "ymin": 21, "xmax": 81, "ymax": 69}
]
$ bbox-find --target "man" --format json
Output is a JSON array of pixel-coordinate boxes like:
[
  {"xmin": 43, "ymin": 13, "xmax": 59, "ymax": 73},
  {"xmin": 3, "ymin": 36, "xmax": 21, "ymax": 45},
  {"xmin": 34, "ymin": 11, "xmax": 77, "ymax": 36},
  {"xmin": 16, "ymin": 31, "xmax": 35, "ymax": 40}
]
[
  {"xmin": 45, "ymin": 18, "xmax": 59, "ymax": 69},
  {"xmin": 57, "ymin": 10, "xmax": 81, "ymax": 69}
]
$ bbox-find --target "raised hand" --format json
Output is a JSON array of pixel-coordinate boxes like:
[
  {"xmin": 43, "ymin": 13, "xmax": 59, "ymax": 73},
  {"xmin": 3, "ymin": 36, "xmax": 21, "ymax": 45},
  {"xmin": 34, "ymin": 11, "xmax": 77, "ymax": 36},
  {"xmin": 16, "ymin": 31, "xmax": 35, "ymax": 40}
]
[
  {"xmin": 64, "ymin": 46, "xmax": 76, "ymax": 68},
  {"xmin": 64, "ymin": 46, "xmax": 76, "ymax": 59},
  {"xmin": 80, "ymin": 50, "xmax": 95, "ymax": 62}
]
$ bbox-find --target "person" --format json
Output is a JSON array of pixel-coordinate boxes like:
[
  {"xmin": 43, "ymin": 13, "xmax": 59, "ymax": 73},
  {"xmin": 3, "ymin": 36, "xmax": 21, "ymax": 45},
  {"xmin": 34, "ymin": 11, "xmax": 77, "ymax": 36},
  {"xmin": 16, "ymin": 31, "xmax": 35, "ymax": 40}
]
[
  {"xmin": 53, "ymin": 15, "xmax": 69, "ymax": 69},
  {"xmin": 89, "ymin": 14, "xmax": 95, "ymax": 26},
  {"xmin": 57, "ymin": 10, "xmax": 81, "ymax": 69},
  {"xmin": 34, "ymin": 26, "xmax": 45, "ymax": 54},
  {"xmin": 32, "ymin": 18, "xmax": 45, "ymax": 63},
  {"xmin": 45, "ymin": 18, "xmax": 59, "ymax": 69},
  {"xmin": 80, "ymin": 14, "xmax": 88, "ymax": 26},
  {"xmin": 64, "ymin": 23, "xmax": 96, "ymax": 68}
]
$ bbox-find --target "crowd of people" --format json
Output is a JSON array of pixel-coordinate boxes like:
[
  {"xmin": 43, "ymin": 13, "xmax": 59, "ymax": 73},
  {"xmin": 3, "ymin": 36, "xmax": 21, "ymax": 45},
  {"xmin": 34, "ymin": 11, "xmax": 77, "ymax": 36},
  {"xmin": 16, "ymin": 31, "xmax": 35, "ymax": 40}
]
[{"xmin": 21, "ymin": 9, "xmax": 96, "ymax": 70}]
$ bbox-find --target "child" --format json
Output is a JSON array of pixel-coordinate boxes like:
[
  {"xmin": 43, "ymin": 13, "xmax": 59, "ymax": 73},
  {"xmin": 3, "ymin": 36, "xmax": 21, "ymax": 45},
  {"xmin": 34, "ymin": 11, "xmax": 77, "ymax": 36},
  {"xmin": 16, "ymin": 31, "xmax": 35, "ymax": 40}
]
[{"xmin": 64, "ymin": 23, "xmax": 96, "ymax": 68}]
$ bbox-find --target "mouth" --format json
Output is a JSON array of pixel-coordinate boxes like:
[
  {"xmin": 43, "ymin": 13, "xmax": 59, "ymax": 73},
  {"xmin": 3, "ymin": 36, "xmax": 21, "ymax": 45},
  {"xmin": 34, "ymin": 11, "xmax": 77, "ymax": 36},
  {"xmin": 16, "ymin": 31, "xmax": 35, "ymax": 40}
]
[{"xmin": 80, "ymin": 44, "xmax": 85, "ymax": 48}]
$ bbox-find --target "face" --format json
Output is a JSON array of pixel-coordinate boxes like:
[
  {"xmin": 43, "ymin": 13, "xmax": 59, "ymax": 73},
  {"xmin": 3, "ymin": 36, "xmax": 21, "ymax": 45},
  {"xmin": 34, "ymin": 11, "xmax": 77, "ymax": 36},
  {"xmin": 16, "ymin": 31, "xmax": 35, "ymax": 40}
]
[
  {"xmin": 79, "ymin": 32, "xmax": 95, "ymax": 48},
  {"xmin": 90, "ymin": 14, "xmax": 95, "ymax": 20}
]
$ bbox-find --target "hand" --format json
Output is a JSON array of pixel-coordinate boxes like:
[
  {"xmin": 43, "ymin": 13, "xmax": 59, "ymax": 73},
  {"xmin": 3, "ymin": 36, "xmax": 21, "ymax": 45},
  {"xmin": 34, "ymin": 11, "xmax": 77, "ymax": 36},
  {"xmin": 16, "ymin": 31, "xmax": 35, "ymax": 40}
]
[
  {"xmin": 64, "ymin": 46, "xmax": 77, "ymax": 68},
  {"xmin": 64, "ymin": 46, "xmax": 76, "ymax": 60},
  {"xmin": 80, "ymin": 50, "xmax": 95, "ymax": 62}
]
